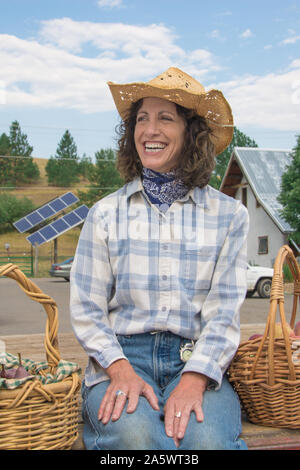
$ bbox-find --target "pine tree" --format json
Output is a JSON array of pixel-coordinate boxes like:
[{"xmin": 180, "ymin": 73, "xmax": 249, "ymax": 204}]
[
  {"xmin": 46, "ymin": 130, "xmax": 79, "ymax": 186},
  {"xmin": 8, "ymin": 121, "xmax": 40, "ymax": 185},
  {"xmin": 278, "ymin": 135, "xmax": 300, "ymax": 244},
  {"xmin": 209, "ymin": 127, "xmax": 258, "ymax": 189},
  {"xmin": 0, "ymin": 132, "xmax": 13, "ymax": 186},
  {"xmin": 78, "ymin": 148, "xmax": 123, "ymax": 207}
]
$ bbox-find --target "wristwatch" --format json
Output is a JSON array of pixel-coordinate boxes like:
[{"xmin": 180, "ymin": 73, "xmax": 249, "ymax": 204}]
[{"xmin": 179, "ymin": 341, "xmax": 194, "ymax": 362}]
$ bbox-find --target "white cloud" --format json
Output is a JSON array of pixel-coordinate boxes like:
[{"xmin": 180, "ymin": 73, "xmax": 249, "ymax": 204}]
[
  {"xmin": 212, "ymin": 65, "xmax": 300, "ymax": 131},
  {"xmin": 0, "ymin": 18, "xmax": 299, "ymax": 133},
  {"xmin": 281, "ymin": 35, "xmax": 300, "ymax": 45},
  {"xmin": 290, "ymin": 59, "xmax": 300, "ymax": 68},
  {"xmin": 0, "ymin": 19, "xmax": 221, "ymax": 113},
  {"xmin": 208, "ymin": 29, "xmax": 226, "ymax": 41},
  {"xmin": 240, "ymin": 28, "xmax": 253, "ymax": 39},
  {"xmin": 97, "ymin": 0, "xmax": 123, "ymax": 8}
]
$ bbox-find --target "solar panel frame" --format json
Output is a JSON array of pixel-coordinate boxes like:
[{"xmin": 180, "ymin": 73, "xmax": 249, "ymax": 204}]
[
  {"xmin": 13, "ymin": 192, "xmax": 79, "ymax": 233},
  {"xmin": 26, "ymin": 204, "xmax": 89, "ymax": 246}
]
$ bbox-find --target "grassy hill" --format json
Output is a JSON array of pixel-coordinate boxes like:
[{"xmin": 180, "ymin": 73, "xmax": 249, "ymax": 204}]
[{"xmin": 0, "ymin": 158, "xmax": 89, "ymax": 276}]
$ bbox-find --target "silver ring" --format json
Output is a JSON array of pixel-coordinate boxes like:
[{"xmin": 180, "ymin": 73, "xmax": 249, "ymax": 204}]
[
  {"xmin": 116, "ymin": 389, "xmax": 127, "ymax": 397},
  {"xmin": 175, "ymin": 411, "xmax": 182, "ymax": 418}
]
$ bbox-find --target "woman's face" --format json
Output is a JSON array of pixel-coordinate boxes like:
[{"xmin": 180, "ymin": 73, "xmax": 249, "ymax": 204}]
[{"xmin": 134, "ymin": 97, "xmax": 185, "ymax": 173}]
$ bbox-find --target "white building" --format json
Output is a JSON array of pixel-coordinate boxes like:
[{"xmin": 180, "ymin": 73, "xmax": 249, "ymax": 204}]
[{"xmin": 220, "ymin": 147, "xmax": 298, "ymax": 268}]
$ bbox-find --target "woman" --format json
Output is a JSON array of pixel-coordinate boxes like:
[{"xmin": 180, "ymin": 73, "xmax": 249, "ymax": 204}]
[{"xmin": 70, "ymin": 67, "xmax": 249, "ymax": 450}]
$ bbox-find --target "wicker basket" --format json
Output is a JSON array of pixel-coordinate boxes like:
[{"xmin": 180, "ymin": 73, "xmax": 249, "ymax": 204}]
[
  {"xmin": 229, "ymin": 245, "xmax": 300, "ymax": 429},
  {"xmin": 0, "ymin": 263, "xmax": 81, "ymax": 450}
]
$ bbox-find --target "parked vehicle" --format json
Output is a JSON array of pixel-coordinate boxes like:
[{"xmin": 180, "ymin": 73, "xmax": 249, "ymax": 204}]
[
  {"xmin": 49, "ymin": 257, "xmax": 74, "ymax": 281},
  {"xmin": 49, "ymin": 258, "xmax": 274, "ymax": 298},
  {"xmin": 246, "ymin": 263, "xmax": 274, "ymax": 298}
]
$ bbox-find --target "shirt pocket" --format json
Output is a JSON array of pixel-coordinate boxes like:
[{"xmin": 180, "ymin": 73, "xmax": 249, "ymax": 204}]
[{"xmin": 181, "ymin": 244, "xmax": 219, "ymax": 292}]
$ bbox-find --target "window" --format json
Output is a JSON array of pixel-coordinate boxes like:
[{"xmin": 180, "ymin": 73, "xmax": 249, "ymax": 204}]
[{"xmin": 258, "ymin": 236, "xmax": 268, "ymax": 254}]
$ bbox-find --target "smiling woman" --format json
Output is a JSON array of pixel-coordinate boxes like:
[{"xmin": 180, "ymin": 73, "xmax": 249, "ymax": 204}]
[{"xmin": 70, "ymin": 67, "xmax": 250, "ymax": 451}]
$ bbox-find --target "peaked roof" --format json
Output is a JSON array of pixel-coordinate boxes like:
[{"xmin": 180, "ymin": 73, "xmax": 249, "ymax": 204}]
[{"xmin": 220, "ymin": 147, "xmax": 293, "ymax": 233}]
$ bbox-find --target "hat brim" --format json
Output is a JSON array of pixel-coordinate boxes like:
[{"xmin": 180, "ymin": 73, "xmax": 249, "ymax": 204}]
[{"xmin": 108, "ymin": 81, "xmax": 234, "ymax": 155}]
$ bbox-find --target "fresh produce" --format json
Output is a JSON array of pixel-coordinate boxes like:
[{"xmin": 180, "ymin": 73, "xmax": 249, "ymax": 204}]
[
  {"xmin": 248, "ymin": 321, "xmax": 300, "ymax": 341},
  {"xmin": 14, "ymin": 353, "xmax": 30, "ymax": 379},
  {"xmin": 274, "ymin": 322, "xmax": 295, "ymax": 338},
  {"xmin": 0, "ymin": 353, "xmax": 30, "ymax": 380},
  {"xmin": 294, "ymin": 322, "xmax": 300, "ymax": 337},
  {"xmin": 248, "ymin": 334, "xmax": 263, "ymax": 340},
  {"xmin": 1, "ymin": 364, "xmax": 17, "ymax": 379}
]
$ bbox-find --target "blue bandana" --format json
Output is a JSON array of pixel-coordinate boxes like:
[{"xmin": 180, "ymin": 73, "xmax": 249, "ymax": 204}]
[{"xmin": 142, "ymin": 168, "xmax": 189, "ymax": 213}]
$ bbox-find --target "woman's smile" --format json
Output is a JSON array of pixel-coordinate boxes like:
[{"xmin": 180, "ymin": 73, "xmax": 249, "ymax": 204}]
[{"xmin": 144, "ymin": 141, "xmax": 167, "ymax": 153}]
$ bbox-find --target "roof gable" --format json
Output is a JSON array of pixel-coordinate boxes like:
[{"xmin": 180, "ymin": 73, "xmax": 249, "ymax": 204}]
[{"xmin": 220, "ymin": 147, "xmax": 293, "ymax": 233}]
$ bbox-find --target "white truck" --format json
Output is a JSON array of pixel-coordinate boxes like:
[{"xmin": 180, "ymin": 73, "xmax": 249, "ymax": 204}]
[{"xmin": 246, "ymin": 264, "xmax": 274, "ymax": 298}]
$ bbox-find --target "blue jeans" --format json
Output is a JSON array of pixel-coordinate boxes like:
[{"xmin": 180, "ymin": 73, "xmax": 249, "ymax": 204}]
[{"xmin": 81, "ymin": 331, "xmax": 247, "ymax": 450}]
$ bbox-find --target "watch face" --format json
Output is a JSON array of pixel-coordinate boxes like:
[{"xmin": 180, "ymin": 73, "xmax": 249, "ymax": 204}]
[
  {"xmin": 180, "ymin": 342, "xmax": 194, "ymax": 362},
  {"xmin": 181, "ymin": 349, "xmax": 193, "ymax": 362}
]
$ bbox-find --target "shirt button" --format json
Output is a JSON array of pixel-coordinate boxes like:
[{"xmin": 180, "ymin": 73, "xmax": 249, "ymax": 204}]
[
  {"xmin": 163, "ymin": 245, "xmax": 168, "ymax": 250},
  {"xmin": 162, "ymin": 306, "xmax": 167, "ymax": 312},
  {"xmin": 162, "ymin": 275, "xmax": 167, "ymax": 280}
]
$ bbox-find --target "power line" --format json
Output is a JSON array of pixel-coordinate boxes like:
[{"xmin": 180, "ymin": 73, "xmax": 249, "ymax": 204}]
[
  {"xmin": 0, "ymin": 155, "xmax": 117, "ymax": 161},
  {"xmin": 0, "ymin": 186, "xmax": 121, "ymax": 190},
  {"xmin": 0, "ymin": 123, "xmax": 113, "ymax": 133}
]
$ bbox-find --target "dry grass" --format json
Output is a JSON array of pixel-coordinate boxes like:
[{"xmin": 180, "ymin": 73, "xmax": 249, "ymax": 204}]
[{"xmin": 0, "ymin": 158, "xmax": 88, "ymax": 276}]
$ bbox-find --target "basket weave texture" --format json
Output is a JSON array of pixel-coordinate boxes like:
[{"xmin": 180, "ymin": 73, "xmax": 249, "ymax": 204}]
[
  {"xmin": 0, "ymin": 263, "xmax": 81, "ymax": 450},
  {"xmin": 229, "ymin": 245, "xmax": 300, "ymax": 429}
]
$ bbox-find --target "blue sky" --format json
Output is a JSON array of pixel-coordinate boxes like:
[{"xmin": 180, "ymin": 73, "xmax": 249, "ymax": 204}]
[{"xmin": 0, "ymin": 0, "xmax": 299, "ymax": 159}]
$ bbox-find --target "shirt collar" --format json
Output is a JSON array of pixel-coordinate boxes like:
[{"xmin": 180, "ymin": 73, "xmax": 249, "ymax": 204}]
[{"xmin": 125, "ymin": 177, "xmax": 209, "ymax": 209}]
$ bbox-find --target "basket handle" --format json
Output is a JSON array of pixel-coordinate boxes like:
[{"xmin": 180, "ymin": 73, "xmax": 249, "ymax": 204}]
[
  {"xmin": 0, "ymin": 263, "xmax": 61, "ymax": 371},
  {"xmin": 250, "ymin": 245, "xmax": 300, "ymax": 385}
]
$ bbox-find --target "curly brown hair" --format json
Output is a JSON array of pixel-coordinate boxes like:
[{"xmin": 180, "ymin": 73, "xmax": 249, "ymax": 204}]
[{"xmin": 116, "ymin": 99, "xmax": 216, "ymax": 189}]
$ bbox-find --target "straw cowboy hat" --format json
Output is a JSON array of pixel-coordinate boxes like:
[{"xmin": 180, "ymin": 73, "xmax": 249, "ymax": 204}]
[{"xmin": 108, "ymin": 67, "xmax": 234, "ymax": 155}]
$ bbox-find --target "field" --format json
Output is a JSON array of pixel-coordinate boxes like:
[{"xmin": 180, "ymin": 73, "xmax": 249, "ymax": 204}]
[{"xmin": 0, "ymin": 158, "xmax": 88, "ymax": 277}]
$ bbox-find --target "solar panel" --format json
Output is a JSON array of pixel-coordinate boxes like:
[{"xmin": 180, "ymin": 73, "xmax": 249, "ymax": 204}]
[
  {"xmin": 51, "ymin": 218, "xmax": 69, "ymax": 233},
  {"xmin": 61, "ymin": 192, "xmax": 78, "ymax": 205},
  {"xmin": 26, "ymin": 204, "xmax": 89, "ymax": 246},
  {"xmin": 13, "ymin": 192, "xmax": 79, "ymax": 233},
  {"xmin": 63, "ymin": 212, "xmax": 81, "ymax": 226},
  {"xmin": 38, "ymin": 205, "xmax": 55, "ymax": 219},
  {"xmin": 14, "ymin": 218, "xmax": 32, "ymax": 233},
  {"xmin": 49, "ymin": 199, "xmax": 66, "ymax": 212}
]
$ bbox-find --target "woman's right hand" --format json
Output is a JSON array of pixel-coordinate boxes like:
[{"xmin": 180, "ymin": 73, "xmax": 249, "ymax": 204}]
[{"xmin": 98, "ymin": 359, "xmax": 160, "ymax": 423}]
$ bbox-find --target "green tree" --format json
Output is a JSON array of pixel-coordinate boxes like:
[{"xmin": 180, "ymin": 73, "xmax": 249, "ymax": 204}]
[
  {"xmin": 78, "ymin": 153, "xmax": 94, "ymax": 179},
  {"xmin": 0, "ymin": 193, "xmax": 35, "ymax": 231},
  {"xmin": 8, "ymin": 121, "xmax": 40, "ymax": 185},
  {"xmin": 46, "ymin": 130, "xmax": 79, "ymax": 186},
  {"xmin": 277, "ymin": 135, "xmax": 300, "ymax": 244},
  {"xmin": 0, "ymin": 133, "xmax": 12, "ymax": 186},
  {"xmin": 209, "ymin": 127, "xmax": 258, "ymax": 189},
  {"xmin": 78, "ymin": 148, "xmax": 123, "ymax": 207},
  {"xmin": 0, "ymin": 133, "xmax": 10, "ymax": 154}
]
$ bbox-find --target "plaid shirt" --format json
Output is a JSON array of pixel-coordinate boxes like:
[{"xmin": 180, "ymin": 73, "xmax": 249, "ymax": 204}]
[{"xmin": 70, "ymin": 178, "xmax": 249, "ymax": 389}]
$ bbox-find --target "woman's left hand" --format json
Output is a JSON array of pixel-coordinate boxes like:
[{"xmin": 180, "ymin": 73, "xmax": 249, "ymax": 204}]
[{"xmin": 164, "ymin": 372, "xmax": 208, "ymax": 448}]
